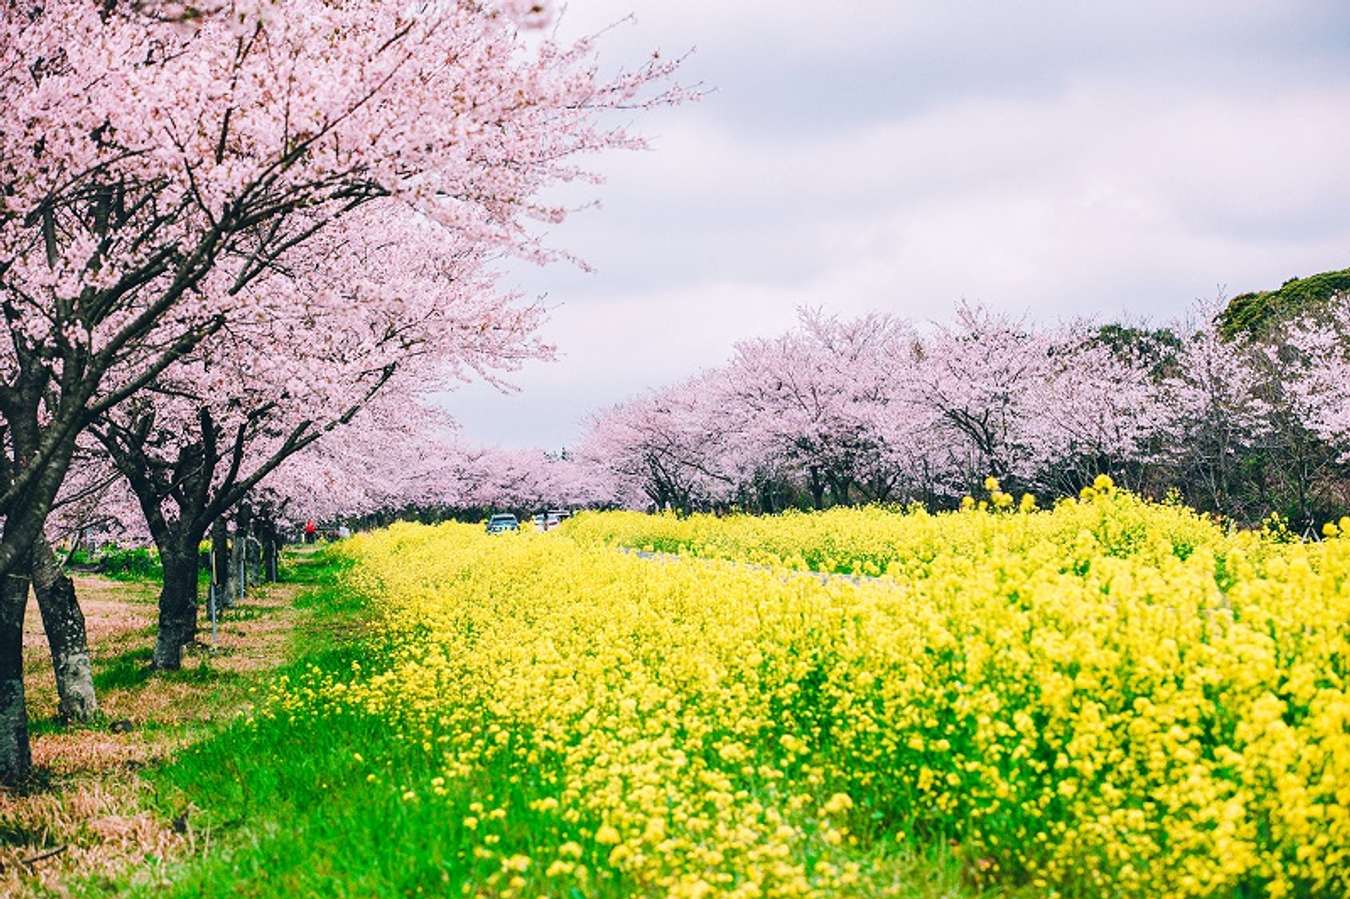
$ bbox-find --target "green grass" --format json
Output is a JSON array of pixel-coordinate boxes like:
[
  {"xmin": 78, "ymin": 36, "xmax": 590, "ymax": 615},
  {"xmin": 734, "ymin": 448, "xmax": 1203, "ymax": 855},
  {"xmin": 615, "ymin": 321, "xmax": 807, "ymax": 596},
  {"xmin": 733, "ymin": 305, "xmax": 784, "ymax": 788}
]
[
  {"xmin": 63, "ymin": 548, "xmax": 407, "ymax": 896},
  {"xmin": 128, "ymin": 694, "xmax": 985, "ymax": 897},
  {"xmin": 92, "ymin": 646, "xmax": 155, "ymax": 691},
  {"xmin": 129, "ymin": 688, "xmax": 541, "ymax": 896}
]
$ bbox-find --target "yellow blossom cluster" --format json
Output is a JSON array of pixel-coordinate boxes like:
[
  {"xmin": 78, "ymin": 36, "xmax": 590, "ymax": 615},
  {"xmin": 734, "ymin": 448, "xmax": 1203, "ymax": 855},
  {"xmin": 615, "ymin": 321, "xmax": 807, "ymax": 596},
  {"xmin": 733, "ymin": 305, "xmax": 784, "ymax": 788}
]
[{"xmin": 296, "ymin": 483, "xmax": 1348, "ymax": 897}]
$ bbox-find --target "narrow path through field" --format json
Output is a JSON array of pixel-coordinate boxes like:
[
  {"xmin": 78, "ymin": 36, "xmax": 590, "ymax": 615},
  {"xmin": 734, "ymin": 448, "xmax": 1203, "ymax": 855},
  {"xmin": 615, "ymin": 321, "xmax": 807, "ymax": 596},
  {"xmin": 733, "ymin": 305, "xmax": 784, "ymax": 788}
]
[{"xmin": 625, "ymin": 545, "xmax": 875, "ymax": 585}]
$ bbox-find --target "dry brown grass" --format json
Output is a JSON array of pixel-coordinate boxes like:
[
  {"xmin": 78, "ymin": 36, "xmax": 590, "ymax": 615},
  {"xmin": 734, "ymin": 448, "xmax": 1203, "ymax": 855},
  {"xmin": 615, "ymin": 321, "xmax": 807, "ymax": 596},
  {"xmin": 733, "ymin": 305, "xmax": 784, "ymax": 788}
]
[{"xmin": 1, "ymin": 574, "xmax": 304, "ymax": 897}]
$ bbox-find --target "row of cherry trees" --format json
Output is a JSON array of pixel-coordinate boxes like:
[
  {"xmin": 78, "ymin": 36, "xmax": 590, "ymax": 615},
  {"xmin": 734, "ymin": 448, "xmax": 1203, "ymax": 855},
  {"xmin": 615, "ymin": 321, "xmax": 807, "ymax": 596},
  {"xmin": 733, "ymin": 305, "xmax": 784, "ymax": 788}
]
[
  {"xmin": 0, "ymin": 0, "xmax": 680, "ymax": 783},
  {"xmin": 312, "ymin": 297, "xmax": 1348, "ymax": 529},
  {"xmin": 575, "ymin": 301, "xmax": 1350, "ymax": 525},
  {"xmin": 288, "ymin": 297, "xmax": 1350, "ymax": 530}
]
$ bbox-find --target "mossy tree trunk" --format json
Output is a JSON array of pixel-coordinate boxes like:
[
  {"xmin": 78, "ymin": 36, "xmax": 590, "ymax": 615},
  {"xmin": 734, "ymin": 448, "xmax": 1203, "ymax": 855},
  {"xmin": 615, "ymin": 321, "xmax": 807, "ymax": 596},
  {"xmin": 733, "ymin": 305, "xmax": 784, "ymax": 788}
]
[{"xmin": 30, "ymin": 537, "xmax": 98, "ymax": 721}]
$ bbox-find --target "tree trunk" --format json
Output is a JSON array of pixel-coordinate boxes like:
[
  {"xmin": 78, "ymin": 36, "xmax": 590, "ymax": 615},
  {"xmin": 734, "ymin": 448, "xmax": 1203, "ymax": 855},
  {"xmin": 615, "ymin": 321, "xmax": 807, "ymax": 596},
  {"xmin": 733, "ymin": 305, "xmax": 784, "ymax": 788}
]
[
  {"xmin": 827, "ymin": 473, "xmax": 853, "ymax": 507},
  {"xmin": 263, "ymin": 527, "xmax": 279, "ymax": 582},
  {"xmin": 211, "ymin": 516, "xmax": 229, "ymax": 611},
  {"xmin": 0, "ymin": 562, "xmax": 33, "ymax": 785},
  {"xmin": 30, "ymin": 538, "xmax": 98, "ymax": 722},
  {"xmin": 247, "ymin": 529, "xmax": 262, "ymax": 585},
  {"xmin": 807, "ymin": 467, "xmax": 827, "ymax": 510},
  {"xmin": 153, "ymin": 547, "xmax": 199, "ymax": 671},
  {"xmin": 227, "ymin": 501, "xmax": 251, "ymax": 605},
  {"xmin": 254, "ymin": 511, "xmax": 281, "ymax": 582}
]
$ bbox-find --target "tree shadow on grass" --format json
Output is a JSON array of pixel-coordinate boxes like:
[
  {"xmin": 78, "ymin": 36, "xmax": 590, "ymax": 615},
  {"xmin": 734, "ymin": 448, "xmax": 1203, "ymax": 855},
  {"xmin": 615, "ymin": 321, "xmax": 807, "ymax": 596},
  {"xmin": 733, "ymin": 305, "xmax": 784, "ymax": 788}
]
[
  {"xmin": 93, "ymin": 646, "xmax": 241, "ymax": 694},
  {"xmin": 94, "ymin": 646, "xmax": 155, "ymax": 691}
]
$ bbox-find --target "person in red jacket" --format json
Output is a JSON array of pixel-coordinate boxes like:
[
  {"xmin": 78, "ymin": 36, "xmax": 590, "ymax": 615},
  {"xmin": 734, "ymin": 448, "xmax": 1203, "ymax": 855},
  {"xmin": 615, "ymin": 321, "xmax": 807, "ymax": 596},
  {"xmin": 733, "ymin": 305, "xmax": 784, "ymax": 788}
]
[{"xmin": 304, "ymin": 519, "xmax": 317, "ymax": 544}]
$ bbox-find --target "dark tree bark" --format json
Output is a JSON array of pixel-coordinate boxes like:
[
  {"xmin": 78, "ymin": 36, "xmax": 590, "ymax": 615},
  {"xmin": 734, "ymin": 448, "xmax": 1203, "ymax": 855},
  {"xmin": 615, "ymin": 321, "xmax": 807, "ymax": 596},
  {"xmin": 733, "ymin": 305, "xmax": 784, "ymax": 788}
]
[
  {"xmin": 807, "ymin": 466, "xmax": 827, "ymax": 510},
  {"xmin": 827, "ymin": 472, "xmax": 854, "ymax": 507},
  {"xmin": 0, "ymin": 378, "xmax": 84, "ymax": 784},
  {"xmin": 211, "ymin": 515, "xmax": 230, "ymax": 612},
  {"xmin": 153, "ymin": 541, "xmax": 200, "ymax": 670},
  {"xmin": 30, "ymin": 537, "xmax": 98, "ymax": 722},
  {"xmin": 256, "ymin": 513, "xmax": 280, "ymax": 582},
  {"xmin": 0, "ymin": 558, "xmax": 32, "ymax": 784}
]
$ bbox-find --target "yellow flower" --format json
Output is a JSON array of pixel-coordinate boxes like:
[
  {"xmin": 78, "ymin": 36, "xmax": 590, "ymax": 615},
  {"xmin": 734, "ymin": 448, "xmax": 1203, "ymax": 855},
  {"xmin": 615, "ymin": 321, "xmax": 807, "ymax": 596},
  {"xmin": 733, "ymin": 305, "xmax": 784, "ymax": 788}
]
[{"xmin": 310, "ymin": 491, "xmax": 1350, "ymax": 897}]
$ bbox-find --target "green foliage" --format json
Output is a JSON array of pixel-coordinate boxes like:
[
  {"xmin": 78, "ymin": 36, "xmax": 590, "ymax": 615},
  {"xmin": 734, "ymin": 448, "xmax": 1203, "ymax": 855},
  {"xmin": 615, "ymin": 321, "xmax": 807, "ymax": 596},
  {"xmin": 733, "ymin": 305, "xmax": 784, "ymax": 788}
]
[
  {"xmin": 63, "ymin": 547, "xmax": 94, "ymax": 568},
  {"xmin": 1092, "ymin": 323, "xmax": 1183, "ymax": 379},
  {"xmin": 98, "ymin": 545, "xmax": 163, "ymax": 582},
  {"xmin": 1218, "ymin": 267, "xmax": 1350, "ymax": 338}
]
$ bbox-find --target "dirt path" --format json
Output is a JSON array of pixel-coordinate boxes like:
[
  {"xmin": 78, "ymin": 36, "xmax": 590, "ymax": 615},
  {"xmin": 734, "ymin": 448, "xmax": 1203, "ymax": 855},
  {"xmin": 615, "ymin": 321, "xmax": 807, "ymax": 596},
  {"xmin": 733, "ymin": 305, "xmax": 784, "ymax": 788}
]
[{"xmin": 2, "ymin": 572, "xmax": 308, "ymax": 896}]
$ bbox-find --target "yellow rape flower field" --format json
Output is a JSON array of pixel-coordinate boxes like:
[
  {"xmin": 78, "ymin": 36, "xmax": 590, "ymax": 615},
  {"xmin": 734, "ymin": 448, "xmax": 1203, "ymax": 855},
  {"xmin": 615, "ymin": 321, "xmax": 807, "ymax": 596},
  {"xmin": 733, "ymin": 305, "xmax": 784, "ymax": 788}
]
[{"xmin": 264, "ymin": 481, "xmax": 1348, "ymax": 898}]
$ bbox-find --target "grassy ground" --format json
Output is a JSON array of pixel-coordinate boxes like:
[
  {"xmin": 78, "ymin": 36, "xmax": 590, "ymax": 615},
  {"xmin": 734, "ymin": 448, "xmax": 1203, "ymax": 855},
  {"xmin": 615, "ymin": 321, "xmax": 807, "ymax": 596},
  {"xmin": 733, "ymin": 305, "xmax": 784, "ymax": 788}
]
[{"xmin": 0, "ymin": 547, "xmax": 345, "ymax": 897}]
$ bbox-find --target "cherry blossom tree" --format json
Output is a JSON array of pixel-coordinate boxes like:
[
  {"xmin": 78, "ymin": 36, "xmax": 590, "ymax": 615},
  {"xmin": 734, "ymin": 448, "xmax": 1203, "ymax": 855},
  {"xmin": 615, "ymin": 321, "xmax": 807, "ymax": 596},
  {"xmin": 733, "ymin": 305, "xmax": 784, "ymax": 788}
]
[
  {"xmin": 440, "ymin": 446, "xmax": 573, "ymax": 512},
  {"xmin": 1024, "ymin": 325, "xmax": 1160, "ymax": 495},
  {"xmin": 0, "ymin": 0, "xmax": 681, "ymax": 782},
  {"xmin": 720, "ymin": 309, "xmax": 910, "ymax": 508},
  {"xmin": 91, "ymin": 210, "xmax": 548, "ymax": 669},
  {"xmin": 1257, "ymin": 295, "xmax": 1350, "ymax": 526},
  {"xmin": 580, "ymin": 372, "xmax": 738, "ymax": 513},
  {"xmin": 906, "ymin": 303, "xmax": 1055, "ymax": 492},
  {"xmin": 1284, "ymin": 297, "xmax": 1350, "ymax": 458},
  {"xmin": 261, "ymin": 393, "xmax": 465, "ymax": 527},
  {"xmin": 1150, "ymin": 309, "xmax": 1272, "ymax": 516},
  {"xmin": 266, "ymin": 424, "xmax": 606, "ymax": 527}
]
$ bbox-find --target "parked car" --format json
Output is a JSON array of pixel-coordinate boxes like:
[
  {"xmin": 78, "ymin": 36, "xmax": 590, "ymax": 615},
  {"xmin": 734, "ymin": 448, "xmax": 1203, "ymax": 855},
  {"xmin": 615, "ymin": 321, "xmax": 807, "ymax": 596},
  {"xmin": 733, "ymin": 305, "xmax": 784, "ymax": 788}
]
[
  {"xmin": 532, "ymin": 513, "xmax": 548, "ymax": 530},
  {"xmin": 545, "ymin": 509, "xmax": 570, "ymax": 529},
  {"xmin": 485, "ymin": 513, "xmax": 519, "ymax": 534}
]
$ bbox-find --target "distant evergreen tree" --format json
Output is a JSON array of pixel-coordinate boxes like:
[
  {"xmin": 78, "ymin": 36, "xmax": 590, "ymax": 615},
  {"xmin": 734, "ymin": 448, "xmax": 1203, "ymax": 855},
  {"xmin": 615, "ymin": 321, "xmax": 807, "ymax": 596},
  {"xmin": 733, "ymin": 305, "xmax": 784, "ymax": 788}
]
[{"xmin": 1219, "ymin": 268, "xmax": 1350, "ymax": 337}]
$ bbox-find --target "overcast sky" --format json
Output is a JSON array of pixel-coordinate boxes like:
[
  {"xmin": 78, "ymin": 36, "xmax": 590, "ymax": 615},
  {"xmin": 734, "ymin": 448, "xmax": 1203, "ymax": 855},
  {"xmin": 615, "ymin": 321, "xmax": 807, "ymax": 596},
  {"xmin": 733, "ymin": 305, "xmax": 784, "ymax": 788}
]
[{"xmin": 442, "ymin": 1, "xmax": 1350, "ymax": 449}]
